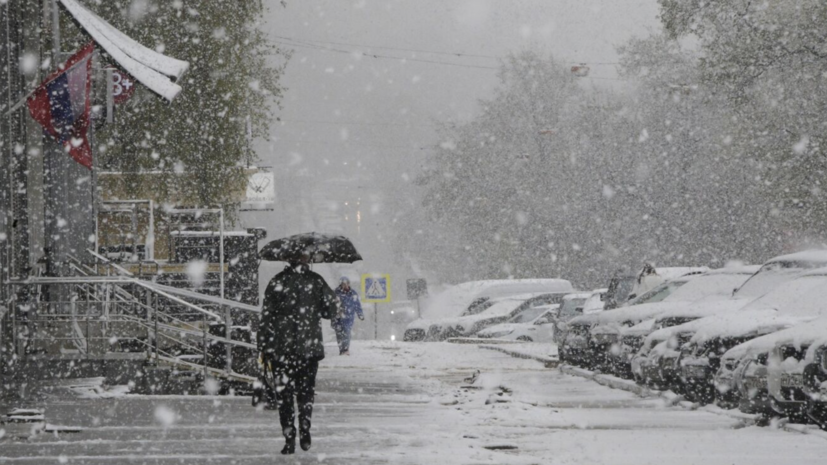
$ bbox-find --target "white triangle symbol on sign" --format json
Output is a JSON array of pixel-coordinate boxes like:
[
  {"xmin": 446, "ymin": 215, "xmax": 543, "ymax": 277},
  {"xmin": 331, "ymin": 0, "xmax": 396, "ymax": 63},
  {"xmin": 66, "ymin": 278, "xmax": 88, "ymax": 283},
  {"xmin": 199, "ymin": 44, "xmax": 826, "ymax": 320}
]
[{"xmin": 366, "ymin": 280, "xmax": 386, "ymax": 298}]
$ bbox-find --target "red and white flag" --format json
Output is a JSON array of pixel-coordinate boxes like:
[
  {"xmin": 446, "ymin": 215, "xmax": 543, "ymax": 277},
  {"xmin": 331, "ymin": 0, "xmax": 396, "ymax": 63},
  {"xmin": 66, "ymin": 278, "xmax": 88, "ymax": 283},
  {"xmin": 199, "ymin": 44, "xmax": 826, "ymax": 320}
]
[{"xmin": 27, "ymin": 42, "xmax": 95, "ymax": 169}]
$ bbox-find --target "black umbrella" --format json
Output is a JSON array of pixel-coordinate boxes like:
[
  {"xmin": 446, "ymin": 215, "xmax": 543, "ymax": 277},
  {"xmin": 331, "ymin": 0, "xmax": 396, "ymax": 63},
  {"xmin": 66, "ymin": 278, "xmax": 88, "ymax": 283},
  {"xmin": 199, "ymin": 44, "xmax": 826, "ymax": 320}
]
[{"xmin": 259, "ymin": 232, "xmax": 362, "ymax": 263}]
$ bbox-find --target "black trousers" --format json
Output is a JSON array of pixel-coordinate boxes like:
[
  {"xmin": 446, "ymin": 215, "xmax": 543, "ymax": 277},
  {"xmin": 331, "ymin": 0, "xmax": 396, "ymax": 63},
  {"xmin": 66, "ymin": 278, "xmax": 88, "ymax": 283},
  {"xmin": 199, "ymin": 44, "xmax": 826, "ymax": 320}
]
[{"xmin": 269, "ymin": 356, "xmax": 319, "ymax": 438}]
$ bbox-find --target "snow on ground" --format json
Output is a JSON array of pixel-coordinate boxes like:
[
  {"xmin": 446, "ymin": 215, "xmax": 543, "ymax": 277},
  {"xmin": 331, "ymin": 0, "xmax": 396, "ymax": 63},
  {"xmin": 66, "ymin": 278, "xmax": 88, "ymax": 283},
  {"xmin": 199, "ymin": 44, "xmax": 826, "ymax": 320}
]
[{"xmin": 1, "ymin": 341, "xmax": 826, "ymax": 464}]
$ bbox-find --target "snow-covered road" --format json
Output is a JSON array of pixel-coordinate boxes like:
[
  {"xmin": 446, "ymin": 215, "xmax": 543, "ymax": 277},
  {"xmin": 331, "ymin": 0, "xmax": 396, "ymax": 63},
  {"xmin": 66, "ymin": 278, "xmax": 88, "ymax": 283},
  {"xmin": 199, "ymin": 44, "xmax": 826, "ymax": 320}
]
[{"xmin": 2, "ymin": 341, "xmax": 826, "ymax": 464}]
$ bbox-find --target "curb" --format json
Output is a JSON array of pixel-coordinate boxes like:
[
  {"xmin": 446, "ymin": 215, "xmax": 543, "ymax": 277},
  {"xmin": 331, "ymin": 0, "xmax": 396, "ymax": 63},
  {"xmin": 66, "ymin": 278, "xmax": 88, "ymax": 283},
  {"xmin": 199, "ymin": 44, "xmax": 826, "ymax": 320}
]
[
  {"xmin": 483, "ymin": 348, "xmax": 827, "ymax": 440},
  {"xmin": 447, "ymin": 338, "xmax": 524, "ymax": 345},
  {"xmin": 559, "ymin": 365, "xmax": 649, "ymax": 396},
  {"xmin": 559, "ymin": 364, "xmax": 760, "ymax": 423},
  {"xmin": 780, "ymin": 422, "xmax": 827, "ymax": 440},
  {"xmin": 478, "ymin": 345, "xmax": 559, "ymax": 367}
]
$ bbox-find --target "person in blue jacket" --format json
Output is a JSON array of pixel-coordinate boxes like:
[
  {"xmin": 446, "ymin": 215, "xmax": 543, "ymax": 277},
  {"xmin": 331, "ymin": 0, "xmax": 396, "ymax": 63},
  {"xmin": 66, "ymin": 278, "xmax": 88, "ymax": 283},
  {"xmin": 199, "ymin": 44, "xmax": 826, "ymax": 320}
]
[{"xmin": 332, "ymin": 277, "xmax": 364, "ymax": 355}]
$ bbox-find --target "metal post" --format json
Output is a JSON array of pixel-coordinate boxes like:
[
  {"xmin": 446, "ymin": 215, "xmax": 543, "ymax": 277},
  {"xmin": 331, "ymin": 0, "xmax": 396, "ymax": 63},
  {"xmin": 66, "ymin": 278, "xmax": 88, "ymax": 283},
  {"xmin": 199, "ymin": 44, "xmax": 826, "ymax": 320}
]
[
  {"xmin": 219, "ymin": 209, "xmax": 231, "ymax": 373},
  {"xmin": 147, "ymin": 200, "xmax": 155, "ymax": 260},
  {"xmin": 153, "ymin": 294, "xmax": 158, "ymax": 362},
  {"xmin": 91, "ymin": 52, "xmax": 99, "ymax": 260},
  {"xmin": 105, "ymin": 68, "xmax": 114, "ymax": 124},
  {"xmin": 202, "ymin": 312, "xmax": 208, "ymax": 380},
  {"xmin": 374, "ymin": 303, "xmax": 378, "ymax": 340},
  {"xmin": 218, "ymin": 209, "xmax": 225, "ymax": 300},
  {"xmin": 51, "ymin": 0, "xmax": 61, "ymax": 61}
]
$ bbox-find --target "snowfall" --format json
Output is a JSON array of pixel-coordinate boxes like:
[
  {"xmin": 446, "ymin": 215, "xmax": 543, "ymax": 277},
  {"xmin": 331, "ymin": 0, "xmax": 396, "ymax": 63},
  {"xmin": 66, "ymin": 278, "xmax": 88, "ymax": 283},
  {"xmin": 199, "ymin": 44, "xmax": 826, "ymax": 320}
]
[{"xmin": 2, "ymin": 341, "xmax": 826, "ymax": 464}]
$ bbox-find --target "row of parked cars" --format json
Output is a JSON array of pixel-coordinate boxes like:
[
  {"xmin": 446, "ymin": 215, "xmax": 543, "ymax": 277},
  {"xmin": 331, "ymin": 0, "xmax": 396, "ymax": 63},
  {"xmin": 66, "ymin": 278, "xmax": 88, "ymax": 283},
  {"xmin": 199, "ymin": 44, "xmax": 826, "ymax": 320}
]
[
  {"xmin": 403, "ymin": 250, "xmax": 827, "ymax": 429},
  {"xmin": 558, "ymin": 250, "xmax": 827, "ymax": 430}
]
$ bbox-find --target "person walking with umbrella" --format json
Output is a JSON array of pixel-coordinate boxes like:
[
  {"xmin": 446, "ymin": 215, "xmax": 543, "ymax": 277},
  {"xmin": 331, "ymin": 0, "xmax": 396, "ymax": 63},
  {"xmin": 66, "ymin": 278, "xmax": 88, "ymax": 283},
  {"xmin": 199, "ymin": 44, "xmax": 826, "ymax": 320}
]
[
  {"xmin": 257, "ymin": 233, "xmax": 362, "ymax": 455},
  {"xmin": 332, "ymin": 277, "xmax": 364, "ymax": 355}
]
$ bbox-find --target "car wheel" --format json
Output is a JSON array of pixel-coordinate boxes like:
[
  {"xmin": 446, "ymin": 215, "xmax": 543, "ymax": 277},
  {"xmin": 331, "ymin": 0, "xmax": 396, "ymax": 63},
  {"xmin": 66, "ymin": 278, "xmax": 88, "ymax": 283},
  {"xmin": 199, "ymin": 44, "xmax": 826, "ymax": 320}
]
[{"xmin": 516, "ymin": 336, "xmax": 533, "ymax": 342}]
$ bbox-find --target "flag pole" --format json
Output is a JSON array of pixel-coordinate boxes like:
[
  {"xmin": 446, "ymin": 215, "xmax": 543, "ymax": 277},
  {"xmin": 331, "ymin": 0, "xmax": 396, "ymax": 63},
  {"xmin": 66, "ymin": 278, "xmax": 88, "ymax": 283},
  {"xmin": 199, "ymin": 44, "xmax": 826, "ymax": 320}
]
[{"xmin": 91, "ymin": 50, "xmax": 100, "ymax": 259}]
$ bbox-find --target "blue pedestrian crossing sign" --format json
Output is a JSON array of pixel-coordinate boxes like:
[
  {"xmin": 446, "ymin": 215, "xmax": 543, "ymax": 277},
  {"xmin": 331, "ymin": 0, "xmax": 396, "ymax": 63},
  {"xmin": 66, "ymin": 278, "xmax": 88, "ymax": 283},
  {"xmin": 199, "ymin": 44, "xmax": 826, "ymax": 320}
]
[{"xmin": 362, "ymin": 274, "xmax": 391, "ymax": 303}]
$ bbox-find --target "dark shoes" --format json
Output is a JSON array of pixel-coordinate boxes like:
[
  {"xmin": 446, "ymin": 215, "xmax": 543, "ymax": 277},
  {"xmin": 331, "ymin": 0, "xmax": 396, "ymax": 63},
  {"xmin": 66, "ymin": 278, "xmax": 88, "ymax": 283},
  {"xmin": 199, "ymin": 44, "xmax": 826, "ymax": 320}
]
[
  {"xmin": 299, "ymin": 429, "xmax": 311, "ymax": 451},
  {"xmin": 299, "ymin": 420, "xmax": 312, "ymax": 451},
  {"xmin": 281, "ymin": 427, "xmax": 296, "ymax": 455},
  {"xmin": 281, "ymin": 424, "xmax": 311, "ymax": 453}
]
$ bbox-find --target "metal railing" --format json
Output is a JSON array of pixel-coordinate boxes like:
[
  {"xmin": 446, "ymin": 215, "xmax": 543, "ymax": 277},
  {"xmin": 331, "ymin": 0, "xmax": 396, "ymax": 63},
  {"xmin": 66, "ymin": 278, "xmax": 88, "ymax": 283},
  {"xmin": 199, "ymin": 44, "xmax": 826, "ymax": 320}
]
[{"xmin": 1, "ymin": 254, "xmax": 260, "ymax": 383}]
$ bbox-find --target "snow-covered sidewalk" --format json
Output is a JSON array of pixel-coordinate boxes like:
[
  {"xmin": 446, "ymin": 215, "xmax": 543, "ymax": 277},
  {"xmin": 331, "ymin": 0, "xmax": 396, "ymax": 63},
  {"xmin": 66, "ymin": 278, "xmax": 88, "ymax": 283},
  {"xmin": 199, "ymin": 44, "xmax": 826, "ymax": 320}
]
[{"xmin": 1, "ymin": 341, "xmax": 826, "ymax": 464}]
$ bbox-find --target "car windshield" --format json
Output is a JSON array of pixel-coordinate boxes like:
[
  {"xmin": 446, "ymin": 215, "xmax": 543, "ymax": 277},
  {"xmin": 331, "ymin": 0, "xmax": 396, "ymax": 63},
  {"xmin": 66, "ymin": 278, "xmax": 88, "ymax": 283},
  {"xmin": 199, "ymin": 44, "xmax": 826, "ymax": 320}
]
[
  {"xmin": 509, "ymin": 306, "xmax": 550, "ymax": 323},
  {"xmin": 735, "ymin": 261, "xmax": 827, "ymax": 299},
  {"xmin": 740, "ymin": 274, "xmax": 827, "ymax": 316},
  {"xmin": 626, "ymin": 280, "xmax": 688, "ymax": 306},
  {"xmin": 662, "ymin": 273, "xmax": 751, "ymax": 302}
]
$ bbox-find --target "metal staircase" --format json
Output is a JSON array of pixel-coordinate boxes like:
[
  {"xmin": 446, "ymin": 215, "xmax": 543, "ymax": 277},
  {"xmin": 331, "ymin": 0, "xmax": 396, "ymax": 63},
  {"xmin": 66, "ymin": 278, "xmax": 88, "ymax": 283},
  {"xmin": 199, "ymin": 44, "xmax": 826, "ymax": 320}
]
[{"xmin": 1, "ymin": 250, "xmax": 261, "ymax": 386}]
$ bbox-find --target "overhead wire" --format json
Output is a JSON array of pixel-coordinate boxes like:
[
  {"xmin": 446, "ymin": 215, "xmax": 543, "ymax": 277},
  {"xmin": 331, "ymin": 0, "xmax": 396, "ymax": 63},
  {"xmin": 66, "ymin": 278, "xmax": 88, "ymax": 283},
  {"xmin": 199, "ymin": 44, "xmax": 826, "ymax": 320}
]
[
  {"xmin": 276, "ymin": 139, "xmax": 431, "ymax": 151},
  {"xmin": 278, "ymin": 118, "xmax": 434, "ymax": 128},
  {"xmin": 273, "ymin": 37, "xmax": 500, "ymax": 71},
  {"xmin": 274, "ymin": 33, "xmax": 621, "ymax": 66}
]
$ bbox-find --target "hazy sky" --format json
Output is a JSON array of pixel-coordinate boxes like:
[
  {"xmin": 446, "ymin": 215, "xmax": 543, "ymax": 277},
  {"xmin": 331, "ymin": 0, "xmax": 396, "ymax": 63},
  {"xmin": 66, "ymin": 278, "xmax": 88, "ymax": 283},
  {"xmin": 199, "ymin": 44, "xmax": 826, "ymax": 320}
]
[
  {"xmin": 248, "ymin": 1, "xmax": 663, "ymax": 284},
  {"xmin": 258, "ymin": 0, "xmax": 662, "ymax": 177}
]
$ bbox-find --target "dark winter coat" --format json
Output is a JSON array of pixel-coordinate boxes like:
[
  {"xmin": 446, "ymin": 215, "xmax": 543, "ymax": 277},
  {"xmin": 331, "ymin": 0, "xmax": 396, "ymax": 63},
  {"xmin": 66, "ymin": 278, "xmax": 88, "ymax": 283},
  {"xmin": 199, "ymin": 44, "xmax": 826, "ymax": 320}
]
[
  {"xmin": 334, "ymin": 287, "xmax": 363, "ymax": 328},
  {"xmin": 257, "ymin": 265, "xmax": 338, "ymax": 361}
]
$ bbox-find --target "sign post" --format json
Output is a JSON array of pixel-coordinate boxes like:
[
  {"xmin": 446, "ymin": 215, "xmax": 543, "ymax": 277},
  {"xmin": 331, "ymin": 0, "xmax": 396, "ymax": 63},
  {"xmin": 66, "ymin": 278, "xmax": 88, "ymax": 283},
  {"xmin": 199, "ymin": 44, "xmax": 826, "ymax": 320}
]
[
  {"xmin": 362, "ymin": 274, "xmax": 391, "ymax": 340},
  {"xmin": 406, "ymin": 279, "xmax": 428, "ymax": 319}
]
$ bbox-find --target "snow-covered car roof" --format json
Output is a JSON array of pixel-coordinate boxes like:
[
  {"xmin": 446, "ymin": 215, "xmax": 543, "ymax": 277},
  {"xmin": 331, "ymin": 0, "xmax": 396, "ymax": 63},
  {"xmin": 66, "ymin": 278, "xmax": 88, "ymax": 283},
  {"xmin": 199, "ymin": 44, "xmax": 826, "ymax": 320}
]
[
  {"xmin": 649, "ymin": 267, "xmax": 756, "ymax": 305},
  {"xmin": 722, "ymin": 315, "xmax": 827, "ymax": 361},
  {"xmin": 586, "ymin": 301, "xmax": 692, "ymax": 335},
  {"xmin": 438, "ymin": 293, "xmax": 548, "ymax": 327},
  {"xmin": 734, "ymin": 252, "xmax": 827, "ymax": 299},
  {"xmin": 686, "ymin": 269, "xmax": 827, "ymax": 351},
  {"xmin": 738, "ymin": 269, "xmax": 827, "ymax": 316},
  {"xmin": 419, "ymin": 279, "xmax": 572, "ymax": 320},
  {"xmin": 688, "ymin": 309, "xmax": 796, "ymax": 346},
  {"xmin": 653, "ymin": 298, "xmax": 749, "ymax": 322},
  {"xmin": 764, "ymin": 249, "xmax": 827, "ymax": 265},
  {"xmin": 649, "ymin": 266, "xmax": 710, "ymax": 281},
  {"xmin": 477, "ymin": 305, "xmax": 557, "ymax": 336}
]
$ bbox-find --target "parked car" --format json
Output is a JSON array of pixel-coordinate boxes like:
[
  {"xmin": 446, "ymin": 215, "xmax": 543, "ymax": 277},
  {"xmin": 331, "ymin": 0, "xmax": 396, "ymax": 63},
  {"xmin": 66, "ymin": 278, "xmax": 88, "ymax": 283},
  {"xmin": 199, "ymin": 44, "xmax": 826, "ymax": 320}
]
[
  {"xmin": 611, "ymin": 266, "xmax": 758, "ymax": 378},
  {"xmin": 802, "ymin": 340, "xmax": 827, "ymax": 429},
  {"xmin": 620, "ymin": 319, "xmax": 656, "ymax": 379},
  {"xmin": 588, "ymin": 267, "xmax": 752, "ymax": 373},
  {"xmin": 476, "ymin": 304, "xmax": 559, "ymax": 342},
  {"xmin": 636, "ymin": 323, "xmax": 695, "ymax": 390},
  {"xmin": 552, "ymin": 292, "xmax": 592, "ymax": 342},
  {"xmin": 403, "ymin": 279, "xmax": 573, "ymax": 341},
  {"xmin": 559, "ymin": 319, "xmax": 593, "ymax": 366},
  {"xmin": 438, "ymin": 292, "xmax": 566, "ymax": 340},
  {"xmin": 627, "ymin": 266, "xmax": 710, "ymax": 302},
  {"xmin": 559, "ymin": 275, "xmax": 699, "ymax": 369},
  {"xmin": 734, "ymin": 350, "xmax": 772, "ymax": 417},
  {"xmin": 766, "ymin": 317, "xmax": 827, "ymax": 422},
  {"xmin": 679, "ymin": 261, "xmax": 827, "ymax": 409},
  {"xmin": 681, "ymin": 309, "xmax": 798, "ymax": 406}
]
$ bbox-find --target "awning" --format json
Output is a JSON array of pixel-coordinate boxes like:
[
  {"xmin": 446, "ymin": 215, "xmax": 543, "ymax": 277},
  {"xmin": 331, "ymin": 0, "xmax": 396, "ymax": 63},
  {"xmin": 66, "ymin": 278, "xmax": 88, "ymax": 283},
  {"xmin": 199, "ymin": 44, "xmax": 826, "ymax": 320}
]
[{"xmin": 59, "ymin": 0, "xmax": 189, "ymax": 102}]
